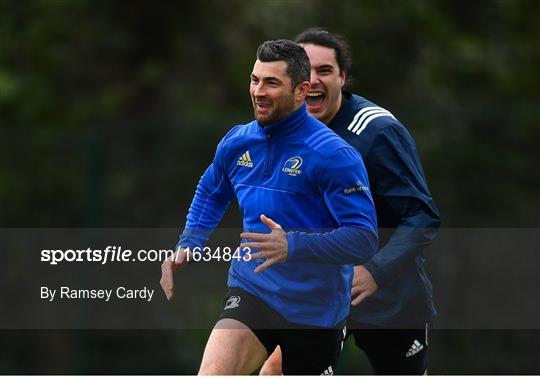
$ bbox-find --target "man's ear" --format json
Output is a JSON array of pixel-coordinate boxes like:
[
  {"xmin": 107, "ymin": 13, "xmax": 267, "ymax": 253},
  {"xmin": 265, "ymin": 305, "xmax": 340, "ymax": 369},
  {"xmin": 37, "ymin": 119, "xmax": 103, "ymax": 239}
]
[
  {"xmin": 340, "ymin": 70, "xmax": 346, "ymax": 87},
  {"xmin": 296, "ymin": 81, "xmax": 311, "ymax": 101}
]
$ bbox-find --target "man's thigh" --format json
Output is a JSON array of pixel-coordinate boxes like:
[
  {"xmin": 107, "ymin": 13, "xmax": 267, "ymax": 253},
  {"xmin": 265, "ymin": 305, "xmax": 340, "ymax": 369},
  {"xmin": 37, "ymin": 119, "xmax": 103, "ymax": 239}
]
[
  {"xmin": 214, "ymin": 287, "xmax": 345, "ymax": 375},
  {"xmin": 198, "ymin": 318, "xmax": 268, "ymax": 375},
  {"xmin": 279, "ymin": 326, "xmax": 346, "ymax": 375},
  {"xmin": 217, "ymin": 287, "xmax": 282, "ymax": 354},
  {"xmin": 350, "ymin": 325, "xmax": 429, "ymax": 375}
]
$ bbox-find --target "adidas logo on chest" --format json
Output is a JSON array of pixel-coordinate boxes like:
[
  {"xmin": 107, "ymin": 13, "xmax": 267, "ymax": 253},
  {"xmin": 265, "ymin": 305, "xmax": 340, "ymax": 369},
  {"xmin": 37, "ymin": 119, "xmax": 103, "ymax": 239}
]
[{"xmin": 237, "ymin": 150, "xmax": 253, "ymax": 168}]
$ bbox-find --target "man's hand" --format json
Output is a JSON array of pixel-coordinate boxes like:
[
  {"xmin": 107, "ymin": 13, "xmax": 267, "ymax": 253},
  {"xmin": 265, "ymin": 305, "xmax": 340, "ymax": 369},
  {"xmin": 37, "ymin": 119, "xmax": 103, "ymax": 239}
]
[
  {"xmin": 160, "ymin": 248, "xmax": 189, "ymax": 301},
  {"xmin": 351, "ymin": 265, "xmax": 378, "ymax": 306},
  {"xmin": 240, "ymin": 214, "xmax": 288, "ymax": 273}
]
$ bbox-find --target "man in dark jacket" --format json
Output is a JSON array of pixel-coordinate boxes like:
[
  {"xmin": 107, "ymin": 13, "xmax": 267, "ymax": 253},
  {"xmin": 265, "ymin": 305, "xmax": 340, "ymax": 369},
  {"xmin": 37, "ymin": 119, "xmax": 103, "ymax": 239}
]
[{"xmin": 260, "ymin": 29, "xmax": 440, "ymax": 375}]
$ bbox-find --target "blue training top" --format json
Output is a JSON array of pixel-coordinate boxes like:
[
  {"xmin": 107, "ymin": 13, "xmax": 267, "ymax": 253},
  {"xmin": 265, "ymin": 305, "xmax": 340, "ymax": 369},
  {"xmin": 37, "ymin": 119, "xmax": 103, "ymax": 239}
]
[{"xmin": 178, "ymin": 104, "xmax": 378, "ymax": 328}]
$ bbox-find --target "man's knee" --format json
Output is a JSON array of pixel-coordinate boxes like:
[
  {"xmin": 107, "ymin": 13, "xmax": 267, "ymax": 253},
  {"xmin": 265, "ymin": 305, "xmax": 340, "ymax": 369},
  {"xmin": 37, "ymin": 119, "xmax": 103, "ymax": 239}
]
[
  {"xmin": 259, "ymin": 346, "xmax": 282, "ymax": 375},
  {"xmin": 198, "ymin": 361, "xmax": 227, "ymax": 375},
  {"xmin": 259, "ymin": 360, "xmax": 282, "ymax": 375}
]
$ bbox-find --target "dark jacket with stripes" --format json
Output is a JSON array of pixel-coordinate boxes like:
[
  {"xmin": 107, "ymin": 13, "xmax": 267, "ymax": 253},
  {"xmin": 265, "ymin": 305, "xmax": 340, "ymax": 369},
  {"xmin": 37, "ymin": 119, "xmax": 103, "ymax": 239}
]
[{"xmin": 329, "ymin": 92, "xmax": 441, "ymax": 327}]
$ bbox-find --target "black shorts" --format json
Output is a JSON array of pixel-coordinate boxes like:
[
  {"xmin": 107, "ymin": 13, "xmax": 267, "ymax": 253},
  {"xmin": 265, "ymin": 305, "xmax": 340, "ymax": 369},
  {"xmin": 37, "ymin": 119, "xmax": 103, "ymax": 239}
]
[
  {"xmin": 217, "ymin": 287, "xmax": 346, "ymax": 375},
  {"xmin": 347, "ymin": 320, "xmax": 429, "ymax": 375}
]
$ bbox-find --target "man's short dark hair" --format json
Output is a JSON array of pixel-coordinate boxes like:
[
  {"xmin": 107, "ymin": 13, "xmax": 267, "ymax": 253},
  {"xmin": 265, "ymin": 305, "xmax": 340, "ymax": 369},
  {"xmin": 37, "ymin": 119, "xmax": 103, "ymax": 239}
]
[
  {"xmin": 295, "ymin": 28, "xmax": 352, "ymax": 75},
  {"xmin": 256, "ymin": 39, "xmax": 310, "ymax": 88}
]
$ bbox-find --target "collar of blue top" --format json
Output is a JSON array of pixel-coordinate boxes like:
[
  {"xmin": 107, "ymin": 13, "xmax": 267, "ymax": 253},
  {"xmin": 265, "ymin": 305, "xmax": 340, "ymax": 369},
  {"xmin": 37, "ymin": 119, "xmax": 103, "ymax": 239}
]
[{"xmin": 257, "ymin": 103, "xmax": 308, "ymax": 139}]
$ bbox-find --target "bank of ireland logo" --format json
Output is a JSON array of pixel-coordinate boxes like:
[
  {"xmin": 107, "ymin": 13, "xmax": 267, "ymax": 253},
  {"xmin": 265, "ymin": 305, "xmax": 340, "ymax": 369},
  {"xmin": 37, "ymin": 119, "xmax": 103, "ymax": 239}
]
[
  {"xmin": 224, "ymin": 296, "xmax": 241, "ymax": 310},
  {"xmin": 282, "ymin": 156, "xmax": 303, "ymax": 176}
]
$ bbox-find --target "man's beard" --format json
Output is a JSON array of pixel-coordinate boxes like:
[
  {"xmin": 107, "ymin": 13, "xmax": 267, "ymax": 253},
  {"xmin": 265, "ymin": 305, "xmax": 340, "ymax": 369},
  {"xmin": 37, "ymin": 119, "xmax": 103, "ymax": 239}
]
[{"xmin": 254, "ymin": 96, "xmax": 296, "ymax": 126}]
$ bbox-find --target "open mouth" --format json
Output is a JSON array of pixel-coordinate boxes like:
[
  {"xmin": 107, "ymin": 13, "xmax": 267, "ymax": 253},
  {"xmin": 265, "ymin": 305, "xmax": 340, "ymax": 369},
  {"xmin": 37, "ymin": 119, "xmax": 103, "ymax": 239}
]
[
  {"xmin": 256, "ymin": 101, "xmax": 272, "ymax": 109},
  {"xmin": 306, "ymin": 92, "xmax": 325, "ymax": 107}
]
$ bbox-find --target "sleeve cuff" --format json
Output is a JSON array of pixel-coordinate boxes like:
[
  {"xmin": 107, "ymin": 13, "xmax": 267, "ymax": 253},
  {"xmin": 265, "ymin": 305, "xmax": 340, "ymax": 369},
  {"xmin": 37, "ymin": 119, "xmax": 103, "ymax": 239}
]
[
  {"xmin": 177, "ymin": 228, "xmax": 211, "ymax": 250},
  {"xmin": 285, "ymin": 232, "xmax": 296, "ymax": 262},
  {"xmin": 362, "ymin": 260, "xmax": 388, "ymax": 287}
]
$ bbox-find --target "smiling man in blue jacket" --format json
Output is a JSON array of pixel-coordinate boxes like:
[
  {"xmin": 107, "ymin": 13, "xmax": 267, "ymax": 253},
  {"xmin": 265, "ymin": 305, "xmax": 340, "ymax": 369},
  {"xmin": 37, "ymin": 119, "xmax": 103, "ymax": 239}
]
[{"xmin": 160, "ymin": 39, "xmax": 378, "ymax": 375}]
